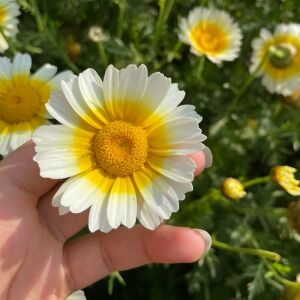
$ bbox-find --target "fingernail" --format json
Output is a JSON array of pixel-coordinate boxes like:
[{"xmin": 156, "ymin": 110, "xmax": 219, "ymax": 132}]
[
  {"xmin": 194, "ymin": 229, "xmax": 212, "ymax": 254},
  {"xmin": 203, "ymin": 146, "xmax": 213, "ymax": 169}
]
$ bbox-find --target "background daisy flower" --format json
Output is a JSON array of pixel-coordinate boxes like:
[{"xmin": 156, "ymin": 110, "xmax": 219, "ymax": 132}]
[
  {"xmin": 0, "ymin": 0, "xmax": 20, "ymax": 53},
  {"xmin": 33, "ymin": 64, "xmax": 210, "ymax": 233},
  {"xmin": 250, "ymin": 23, "xmax": 300, "ymax": 96},
  {"xmin": 179, "ymin": 6, "xmax": 242, "ymax": 64},
  {"xmin": 0, "ymin": 53, "xmax": 73, "ymax": 155}
]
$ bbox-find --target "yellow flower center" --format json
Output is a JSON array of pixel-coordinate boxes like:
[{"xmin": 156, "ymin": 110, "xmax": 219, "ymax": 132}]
[
  {"xmin": 93, "ymin": 120, "xmax": 148, "ymax": 177},
  {"xmin": 190, "ymin": 21, "xmax": 228, "ymax": 54},
  {"xmin": 0, "ymin": 5, "xmax": 6, "ymax": 25},
  {"xmin": 0, "ymin": 79, "xmax": 51, "ymax": 124},
  {"xmin": 269, "ymin": 43, "xmax": 297, "ymax": 69}
]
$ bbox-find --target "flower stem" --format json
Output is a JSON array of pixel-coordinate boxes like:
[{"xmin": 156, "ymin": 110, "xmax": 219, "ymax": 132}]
[
  {"xmin": 243, "ymin": 175, "xmax": 271, "ymax": 188},
  {"xmin": 97, "ymin": 42, "xmax": 108, "ymax": 66},
  {"xmin": 28, "ymin": 0, "xmax": 79, "ymax": 73},
  {"xmin": 154, "ymin": 0, "xmax": 175, "ymax": 45},
  {"xmin": 212, "ymin": 239, "xmax": 281, "ymax": 261},
  {"xmin": 196, "ymin": 55, "xmax": 206, "ymax": 82},
  {"xmin": 116, "ymin": 0, "xmax": 126, "ymax": 39}
]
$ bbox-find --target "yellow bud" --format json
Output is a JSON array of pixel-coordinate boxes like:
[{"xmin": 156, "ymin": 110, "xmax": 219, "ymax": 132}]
[
  {"xmin": 221, "ymin": 178, "xmax": 246, "ymax": 201},
  {"xmin": 66, "ymin": 41, "xmax": 81, "ymax": 60},
  {"xmin": 272, "ymin": 166, "xmax": 300, "ymax": 196}
]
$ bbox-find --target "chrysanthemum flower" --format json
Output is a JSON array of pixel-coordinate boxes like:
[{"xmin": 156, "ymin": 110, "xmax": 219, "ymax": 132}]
[
  {"xmin": 272, "ymin": 166, "xmax": 300, "ymax": 196},
  {"xmin": 33, "ymin": 64, "xmax": 210, "ymax": 232},
  {"xmin": 221, "ymin": 177, "xmax": 246, "ymax": 200},
  {"xmin": 250, "ymin": 24, "xmax": 300, "ymax": 96},
  {"xmin": 0, "ymin": 0, "xmax": 20, "ymax": 53},
  {"xmin": 0, "ymin": 53, "xmax": 73, "ymax": 155},
  {"xmin": 179, "ymin": 7, "xmax": 242, "ymax": 64},
  {"xmin": 66, "ymin": 290, "xmax": 86, "ymax": 300}
]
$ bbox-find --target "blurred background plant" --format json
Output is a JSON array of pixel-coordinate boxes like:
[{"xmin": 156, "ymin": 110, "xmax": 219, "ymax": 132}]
[{"xmin": 1, "ymin": 0, "xmax": 300, "ymax": 299}]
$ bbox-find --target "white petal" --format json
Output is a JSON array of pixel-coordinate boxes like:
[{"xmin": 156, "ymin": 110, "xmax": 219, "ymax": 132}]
[
  {"xmin": 0, "ymin": 125, "xmax": 11, "ymax": 156},
  {"xmin": 48, "ymin": 70, "xmax": 73, "ymax": 89},
  {"xmin": 61, "ymin": 76, "xmax": 102, "ymax": 128},
  {"xmin": 31, "ymin": 64, "xmax": 57, "ymax": 82},
  {"xmin": 46, "ymin": 90, "xmax": 95, "ymax": 132},
  {"xmin": 12, "ymin": 53, "xmax": 32, "ymax": 77},
  {"xmin": 33, "ymin": 125, "xmax": 93, "ymax": 179},
  {"xmin": 9, "ymin": 123, "xmax": 33, "ymax": 151},
  {"xmin": 78, "ymin": 68, "xmax": 108, "ymax": 124},
  {"xmin": 0, "ymin": 56, "xmax": 12, "ymax": 79},
  {"xmin": 147, "ymin": 155, "xmax": 196, "ymax": 183},
  {"xmin": 137, "ymin": 201, "xmax": 163, "ymax": 230},
  {"xmin": 107, "ymin": 177, "xmax": 137, "ymax": 229},
  {"xmin": 148, "ymin": 118, "xmax": 206, "ymax": 155}
]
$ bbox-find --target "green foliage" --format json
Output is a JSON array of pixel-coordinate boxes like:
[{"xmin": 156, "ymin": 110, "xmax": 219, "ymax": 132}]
[{"xmin": 6, "ymin": 0, "xmax": 300, "ymax": 299}]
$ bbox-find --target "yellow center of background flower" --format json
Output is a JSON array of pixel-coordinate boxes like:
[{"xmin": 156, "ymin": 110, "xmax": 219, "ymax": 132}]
[
  {"xmin": 0, "ymin": 79, "xmax": 51, "ymax": 124},
  {"xmin": 93, "ymin": 120, "xmax": 148, "ymax": 177},
  {"xmin": 0, "ymin": 6, "xmax": 6, "ymax": 25},
  {"xmin": 190, "ymin": 21, "xmax": 228, "ymax": 54}
]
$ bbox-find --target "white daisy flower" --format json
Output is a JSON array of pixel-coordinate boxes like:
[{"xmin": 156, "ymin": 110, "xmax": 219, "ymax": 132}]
[
  {"xmin": 33, "ymin": 64, "xmax": 210, "ymax": 232},
  {"xmin": 250, "ymin": 23, "xmax": 300, "ymax": 96},
  {"xmin": 66, "ymin": 290, "xmax": 86, "ymax": 300},
  {"xmin": 0, "ymin": 53, "xmax": 73, "ymax": 155},
  {"xmin": 179, "ymin": 6, "xmax": 242, "ymax": 64},
  {"xmin": 0, "ymin": 0, "xmax": 20, "ymax": 53}
]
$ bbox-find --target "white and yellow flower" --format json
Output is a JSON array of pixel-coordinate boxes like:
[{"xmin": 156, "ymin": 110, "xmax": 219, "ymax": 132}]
[
  {"xmin": 179, "ymin": 7, "xmax": 242, "ymax": 64},
  {"xmin": 33, "ymin": 64, "xmax": 210, "ymax": 232},
  {"xmin": 0, "ymin": 0, "xmax": 20, "ymax": 53},
  {"xmin": 66, "ymin": 290, "xmax": 86, "ymax": 300},
  {"xmin": 0, "ymin": 53, "xmax": 73, "ymax": 155},
  {"xmin": 250, "ymin": 24, "xmax": 300, "ymax": 96}
]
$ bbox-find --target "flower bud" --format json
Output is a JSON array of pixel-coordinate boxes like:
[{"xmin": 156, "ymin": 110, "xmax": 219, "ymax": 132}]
[
  {"xmin": 221, "ymin": 178, "xmax": 246, "ymax": 200},
  {"xmin": 66, "ymin": 41, "xmax": 81, "ymax": 60},
  {"xmin": 272, "ymin": 166, "xmax": 300, "ymax": 196}
]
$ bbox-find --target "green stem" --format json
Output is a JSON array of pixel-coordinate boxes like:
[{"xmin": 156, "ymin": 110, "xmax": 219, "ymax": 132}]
[
  {"xmin": 196, "ymin": 55, "xmax": 205, "ymax": 82},
  {"xmin": 224, "ymin": 52, "xmax": 270, "ymax": 119},
  {"xmin": 212, "ymin": 239, "xmax": 281, "ymax": 261},
  {"xmin": 267, "ymin": 264, "xmax": 300, "ymax": 288},
  {"xmin": 97, "ymin": 42, "xmax": 108, "ymax": 66},
  {"xmin": 28, "ymin": 0, "xmax": 79, "ymax": 73},
  {"xmin": 243, "ymin": 175, "xmax": 271, "ymax": 188},
  {"xmin": 154, "ymin": 0, "xmax": 175, "ymax": 45},
  {"xmin": 116, "ymin": 0, "xmax": 126, "ymax": 39},
  {"xmin": 234, "ymin": 206, "xmax": 287, "ymax": 217}
]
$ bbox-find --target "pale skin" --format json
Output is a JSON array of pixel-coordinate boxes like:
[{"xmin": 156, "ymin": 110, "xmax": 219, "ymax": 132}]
[{"xmin": 0, "ymin": 142, "xmax": 208, "ymax": 300}]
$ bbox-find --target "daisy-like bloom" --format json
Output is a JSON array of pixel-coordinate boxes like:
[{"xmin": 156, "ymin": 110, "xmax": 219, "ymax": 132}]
[
  {"xmin": 65, "ymin": 290, "xmax": 86, "ymax": 300},
  {"xmin": 272, "ymin": 166, "xmax": 300, "ymax": 196},
  {"xmin": 88, "ymin": 26, "xmax": 108, "ymax": 43},
  {"xmin": 221, "ymin": 177, "xmax": 246, "ymax": 201},
  {"xmin": 0, "ymin": 0, "xmax": 20, "ymax": 53},
  {"xmin": 179, "ymin": 7, "xmax": 242, "ymax": 64},
  {"xmin": 250, "ymin": 24, "xmax": 300, "ymax": 96},
  {"xmin": 33, "ymin": 64, "xmax": 210, "ymax": 232},
  {"xmin": 0, "ymin": 53, "xmax": 73, "ymax": 155}
]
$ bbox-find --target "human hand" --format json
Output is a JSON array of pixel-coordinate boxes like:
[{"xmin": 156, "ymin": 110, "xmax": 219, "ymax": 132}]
[{"xmin": 0, "ymin": 142, "xmax": 211, "ymax": 300}]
